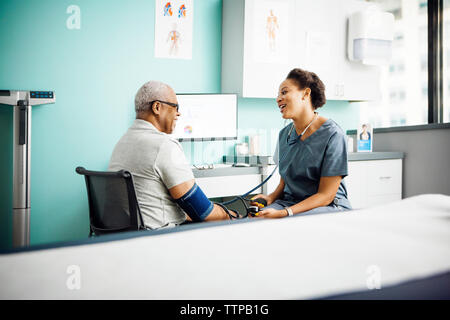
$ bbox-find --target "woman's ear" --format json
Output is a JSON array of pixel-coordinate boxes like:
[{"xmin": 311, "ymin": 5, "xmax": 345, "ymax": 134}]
[{"xmin": 303, "ymin": 88, "xmax": 311, "ymax": 100}]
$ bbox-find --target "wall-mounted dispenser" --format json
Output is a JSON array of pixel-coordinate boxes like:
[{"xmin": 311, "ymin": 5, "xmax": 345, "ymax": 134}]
[{"xmin": 348, "ymin": 7, "xmax": 395, "ymax": 66}]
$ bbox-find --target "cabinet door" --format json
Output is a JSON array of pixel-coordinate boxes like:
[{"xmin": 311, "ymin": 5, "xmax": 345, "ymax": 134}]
[
  {"xmin": 346, "ymin": 161, "xmax": 368, "ymax": 209},
  {"xmin": 241, "ymin": 0, "xmax": 342, "ymax": 99},
  {"xmin": 229, "ymin": 0, "xmax": 383, "ymax": 100},
  {"xmin": 292, "ymin": 0, "xmax": 341, "ymax": 101},
  {"xmin": 242, "ymin": 0, "xmax": 297, "ymax": 98},
  {"xmin": 366, "ymin": 159, "xmax": 402, "ymax": 196},
  {"xmin": 196, "ymin": 175, "xmax": 262, "ymax": 198},
  {"xmin": 291, "ymin": 0, "xmax": 381, "ymax": 101},
  {"xmin": 346, "ymin": 159, "xmax": 402, "ymax": 209}
]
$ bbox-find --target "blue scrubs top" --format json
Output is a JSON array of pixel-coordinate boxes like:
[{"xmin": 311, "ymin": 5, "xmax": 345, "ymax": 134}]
[{"xmin": 273, "ymin": 119, "xmax": 351, "ymax": 209}]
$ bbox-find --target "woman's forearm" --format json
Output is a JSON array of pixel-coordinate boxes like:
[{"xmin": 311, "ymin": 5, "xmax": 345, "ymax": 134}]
[
  {"xmin": 285, "ymin": 176, "xmax": 341, "ymax": 215},
  {"xmin": 288, "ymin": 192, "xmax": 334, "ymax": 215}
]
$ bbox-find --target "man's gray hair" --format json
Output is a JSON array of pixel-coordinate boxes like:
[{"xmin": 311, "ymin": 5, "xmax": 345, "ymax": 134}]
[{"xmin": 135, "ymin": 80, "xmax": 172, "ymax": 113}]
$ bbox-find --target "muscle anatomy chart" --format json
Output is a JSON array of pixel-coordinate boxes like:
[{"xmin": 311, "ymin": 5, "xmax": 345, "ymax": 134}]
[{"xmin": 251, "ymin": 0, "xmax": 289, "ymax": 63}]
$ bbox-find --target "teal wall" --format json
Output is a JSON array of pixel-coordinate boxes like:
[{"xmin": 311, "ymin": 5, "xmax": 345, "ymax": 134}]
[{"xmin": 0, "ymin": 0, "xmax": 358, "ymax": 249}]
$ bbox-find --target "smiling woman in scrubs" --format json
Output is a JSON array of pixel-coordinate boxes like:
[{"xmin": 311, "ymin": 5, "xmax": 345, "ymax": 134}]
[{"xmin": 252, "ymin": 68, "xmax": 352, "ymax": 219}]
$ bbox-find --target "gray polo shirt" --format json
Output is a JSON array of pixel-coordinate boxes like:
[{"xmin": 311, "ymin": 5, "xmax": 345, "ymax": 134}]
[{"xmin": 108, "ymin": 119, "xmax": 194, "ymax": 229}]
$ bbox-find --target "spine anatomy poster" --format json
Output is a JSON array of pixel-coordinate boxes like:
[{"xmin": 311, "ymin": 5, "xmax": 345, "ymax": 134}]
[{"xmin": 154, "ymin": 0, "xmax": 193, "ymax": 60}]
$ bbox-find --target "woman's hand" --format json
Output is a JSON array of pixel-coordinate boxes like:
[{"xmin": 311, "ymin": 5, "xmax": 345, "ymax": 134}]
[
  {"xmin": 250, "ymin": 194, "xmax": 274, "ymax": 207},
  {"xmin": 252, "ymin": 208, "xmax": 288, "ymax": 219}
]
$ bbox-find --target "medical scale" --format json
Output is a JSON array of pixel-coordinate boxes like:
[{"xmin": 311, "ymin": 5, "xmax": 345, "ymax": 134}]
[{"xmin": 0, "ymin": 90, "xmax": 55, "ymax": 247}]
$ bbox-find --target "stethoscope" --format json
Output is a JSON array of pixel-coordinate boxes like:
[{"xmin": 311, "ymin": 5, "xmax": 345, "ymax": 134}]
[
  {"xmin": 286, "ymin": 111, "xmax": 319, "ymax": 144},
  {"xmin": 219, "ymin": 112, "xmax": 320, "ymax": 212}
]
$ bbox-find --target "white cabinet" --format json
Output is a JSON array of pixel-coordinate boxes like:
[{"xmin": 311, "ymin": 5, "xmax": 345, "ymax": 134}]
[
  {"xmin": 261, "ymin": 165, "xmax": 281, "ymax": 195},
  {"xmin": 196, "ymin": 174, "xmax": 262, "ymax": 198},
  {"xmin": 241, "ymin": 0, "xmax": 297, "ymax": 98},
  {"xmin": 222, "ymin": 0, "xmax": 381, "ymax": 101},
  {"xmin": 346, "ymin": 159, "xmax": 402, "ymax": 209}
]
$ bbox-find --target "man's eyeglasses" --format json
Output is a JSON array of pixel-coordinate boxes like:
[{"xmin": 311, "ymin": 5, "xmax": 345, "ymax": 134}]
[{"xmin": 149, "ymin": 100, "xmax": 179, "ymax": 112}]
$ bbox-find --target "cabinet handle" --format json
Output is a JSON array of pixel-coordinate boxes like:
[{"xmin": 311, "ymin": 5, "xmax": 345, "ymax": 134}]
[{"xmin": 379, "ymin": 176, "xmax": 392, "ymax": 180}]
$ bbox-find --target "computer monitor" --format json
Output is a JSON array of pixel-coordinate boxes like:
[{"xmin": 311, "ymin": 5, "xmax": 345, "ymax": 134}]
[{"xmin": 172, "ymin": 94, "xmax": 237, "ymax": 141}]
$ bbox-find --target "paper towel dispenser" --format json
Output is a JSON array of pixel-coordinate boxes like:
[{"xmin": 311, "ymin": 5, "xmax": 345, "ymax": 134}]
[{"xmin": 348, "ymin": 8, "xmax": 395, "ymax": 65}]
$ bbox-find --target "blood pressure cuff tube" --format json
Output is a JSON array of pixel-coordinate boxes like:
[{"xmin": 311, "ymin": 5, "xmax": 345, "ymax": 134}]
[{"xmin": 175, "ymin": 183, "xmax": 214, "ymax": 222}]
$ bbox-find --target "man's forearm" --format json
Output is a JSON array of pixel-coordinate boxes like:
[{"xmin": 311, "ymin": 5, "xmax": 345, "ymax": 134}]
[{"xmin": 204, "ymin": 204, "xmax": 230, "ymax": 221}]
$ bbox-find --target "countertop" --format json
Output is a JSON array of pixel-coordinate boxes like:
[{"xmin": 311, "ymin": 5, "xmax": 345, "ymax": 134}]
[
  {"xmin": 347, "ymin": 151, "xmax": 404, "ymax": 161},
  {"xmin": 193, "ymin": 152, "xmax": 404, "ymax": 178}
]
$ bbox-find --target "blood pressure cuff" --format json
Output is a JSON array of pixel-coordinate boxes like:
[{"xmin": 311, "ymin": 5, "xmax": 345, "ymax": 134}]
[{"xmin": 175, "ymin": 183, "xmax": 214, "ymax": 222}]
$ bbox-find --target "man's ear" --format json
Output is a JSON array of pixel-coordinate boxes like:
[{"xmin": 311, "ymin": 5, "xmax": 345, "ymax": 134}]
[{"xmin": 152, "ymin": 101, "xmax": 161, "ymax": 115}]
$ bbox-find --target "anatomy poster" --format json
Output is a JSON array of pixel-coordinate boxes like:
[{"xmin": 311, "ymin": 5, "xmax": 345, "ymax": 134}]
[
  {"xmin": 251, "ymin": 0, "xmax": 289, "ymax": 63},
  {"xmin": 154, "ymin": 0, "xmax": 193, "ymax": 59}
]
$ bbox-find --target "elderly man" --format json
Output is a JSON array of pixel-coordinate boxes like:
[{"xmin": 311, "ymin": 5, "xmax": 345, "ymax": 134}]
[{"xmin": 108, "ymin": 81, "xmax": 229, "ymax": 229}]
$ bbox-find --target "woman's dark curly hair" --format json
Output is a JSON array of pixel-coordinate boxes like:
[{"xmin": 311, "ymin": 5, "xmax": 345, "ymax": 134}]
[{"xmin": 286, "ymin": 68, "xmax": 326, "ymax": 109}]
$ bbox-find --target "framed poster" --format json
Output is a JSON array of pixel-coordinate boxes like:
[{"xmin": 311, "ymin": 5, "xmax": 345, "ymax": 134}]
[
  {"xmin": 251, "ymin": 0, "xmax": 290, "ymax": 64},
  {"xmin": 357, "ymin": 123, "xmax": 373, "ymax": 152},
  {"xmin": 154, "ymin": 0, "xmax": 193, "ymax": 59}
]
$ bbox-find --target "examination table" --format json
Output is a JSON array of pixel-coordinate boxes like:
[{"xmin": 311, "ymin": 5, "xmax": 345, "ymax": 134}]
[{"xmin": 0, "ymin": 194, "xmax": 449, "ymax": 299}]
